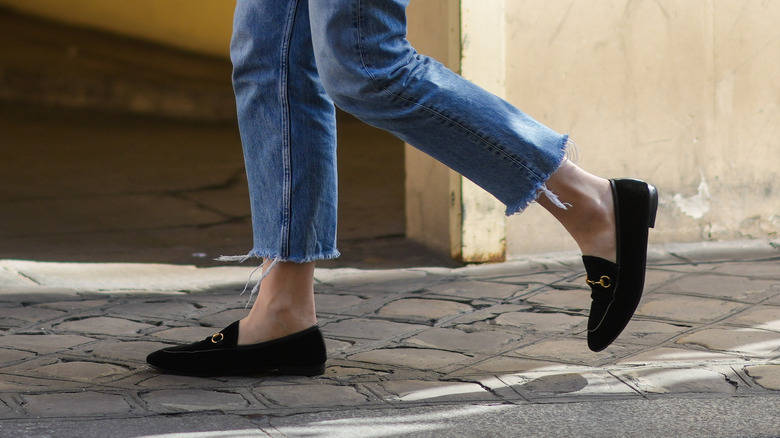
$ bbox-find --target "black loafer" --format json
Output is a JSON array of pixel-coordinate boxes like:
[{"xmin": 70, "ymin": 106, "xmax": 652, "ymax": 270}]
[
  {"xmin": 585, "ymin": 178, "xmax": 658, "ymax": 352},
  {"xmin": 146, "ymin": 321, "xmax": 327, "ymax": 377}
]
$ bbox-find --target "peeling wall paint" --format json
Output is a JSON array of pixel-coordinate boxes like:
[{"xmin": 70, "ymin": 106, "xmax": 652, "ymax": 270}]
[{"xmin": 671, "ymin": 172, "xmax": 711, "ymax": 220}]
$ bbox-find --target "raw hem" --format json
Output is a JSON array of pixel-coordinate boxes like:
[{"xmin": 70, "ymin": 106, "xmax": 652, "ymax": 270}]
[
  {"xmin": 215, "ymin": 249, "xmax": 341, "ymax": 264},
  {"xmin": 504, "ymin": 134, "xmax": 570, "ymax": 216}
]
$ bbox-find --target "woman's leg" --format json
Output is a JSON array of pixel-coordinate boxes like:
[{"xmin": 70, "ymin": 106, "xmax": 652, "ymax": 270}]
[
  {"xmin": 231, "ymin": 0, "xmax": 334, "ymax": 344},
  {"xmin": 309, "ymin": 0, "xmax": 568, "ymax": 216},
  {"xmin": 537, "ymin": 160, "xmax": 616, "ymax": 263},
  {"xmin": 232, "ymin": 0, "xmax": 339, "ymax": 263},
  {"xmin": 309, "ymin": 0, "xmax": 656, "ymax": 352},
  {"xmin": 238, "ymin": 261, "xmax": 316, "ymax": 345},
  {"xmin": 147, "ymin": 0, "xmax": 331, "ymax": 376}
]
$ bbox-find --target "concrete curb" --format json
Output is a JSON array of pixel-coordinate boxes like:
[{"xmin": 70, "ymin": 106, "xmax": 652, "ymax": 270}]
[{"xmin": 0, "ymin": 239, "xmax": 777, "ymax": 295}]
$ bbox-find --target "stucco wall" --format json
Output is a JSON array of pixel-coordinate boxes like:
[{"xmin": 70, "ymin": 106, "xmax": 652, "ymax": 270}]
[
  {"xmin": 405, "ymin": 0, "xmax": 462, "ymax": 256},
  {"xmin": 0, "ymin": 0, "xmax": 234, "ymax": 57},
  {"xmin": 504, "ymin": 0, "xmax": 780, "ymax": 256},
  {"xmin": 5, "ymin": 0, "xmax": 777, "ymax": 257}
]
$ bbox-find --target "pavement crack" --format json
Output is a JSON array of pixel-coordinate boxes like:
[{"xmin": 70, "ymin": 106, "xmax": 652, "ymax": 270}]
[
  {"xmin": 667, "ymin": 251, "xmax": 697, "ymax": 265},
  {"xmin": 724, "ymin": 374, "xmax": 740, "ymax": 390},
  {"xmin": 171, "ymin": 168, "xmax": 246, "ymax": 194},
  {"xmin": 12, "ymin": 269, "xmax": 41, "ymax": 285}
]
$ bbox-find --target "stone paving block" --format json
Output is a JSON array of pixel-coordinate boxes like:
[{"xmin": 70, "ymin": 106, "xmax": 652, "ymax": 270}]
[
  {"xmin": 510, "ymin": 338, "xmax": 638, "ymax": 365},
  {"xmin": 656, "ymin": 275, "xmax": 779, "ymax": 303},
  {"xmin": 151, "ymin": 326, "xmax": 219, "ymax": 343},
  {"xmin": 0, "ymin": 348, "xmax": 35, "ymax": 365},
  {"xmin": 713, "ymin": 262, "xmax": 780, "ymax": 280},
  {"xmin": 503, "ymin": 370, "xmax": 635, "ymax": 397},
  {"xmin": 378, "ymin": 299, "xmax": 473, "ymax": 322},
  {"xmin": 491, "ymin": 272, "xmax": 573, "ymax": 288},
  {"xmin": 636, "ymin": 294, "xmax": 746, "ymax": 323},
  {"xmin": 659, "ymin": 240, "xmax": 779, "ymax": 264},
  {"xmin": 107, "ymin": 301, "xmax": 200, "ymax": 318},
  {"xmin": 0, "ymin": 400, "xmax": 15, "ymax": 419},
  {"xmin": 21, "ymin": 392, "xmax": 133, "ymax": 417},
  {"xmin": 744, "ymin": 365, "xmax": 780, "ymax": 390},
  {"xmin": 456, "ymin": 357, "xmax": 565, "ymax": 375},
  {"xmin": 763, "ymin": 294, "xmax": 780, "ymax": 306},
  {"xmin": 325, "ymin": 338, "xmax": 353, "ymax": 356},
  {"xmin": 314, "ymin": 294, "xmax": 365, "ymax": 314},
  {"xmin": 314, "ymin": 269, "xmax": 428, "ymax": 288},
  {"xmin": 494, "ymin": 311, "xmax": 586, "ymax": 333},
  {"xmin": 138, "ymin": 374, "xmax": 226, "ymax": 388},
  {"xmin": 524, "ymin": 288, "xmax": 591, "ymax": 311},
  {"xmin": 323, "ymin": 366, "xmax": 384, "ymax": 378},
  {"xmin": 55, "ymin": 316, "xmax": 154, "ymax": 336},
  {"xmin": 616, "ymin": 320, "xmax": 689, "ymax": 345},
  {"xmin": 183, "ymin": 294, "xmax": 247, "ymax": 307},
  {"xmin": 405, "ymin": 327, "xmax": 522, "ymax": 354},
  {"xmin": 198, "ymin": 308, "xmax": 249, "ymax": 328},
  {"xmin": 37, "ymin": 299, "xmax": 110, "ymax": 312},
  {"xmin": 376, "ymin": 380, "xmax": 496, "ymax": 402},
  {"xmin": 617, "ymin": 347, "xmax": 742, "ymax": 365},
  {"xmin": 348, "ymin": 348, "xmax": 470, "ymax": 371},
  {"xmin": 442, "ymin": 304, "xmax": 531, "ymax": 326},
  {"xmin": 322, "ymin": 319, "xmax": 424, "ymax": 340},
  {"xmin": 426, "ymin": 281, "xmax": 525, "ymax": 300},
  {"xmin": 677, "ymin": 328, "xmax": 780, "ymax": 357},
  {"xmin": 0, "ymin": 317, "xmax": 22, "ymax": 330},
  {"xmin": 0, "ymin": 374, "xmax": 89, "ymax": 392},
  {"xmin": 616, "ymin": 367, "xmax": 739, "ymax": 394},
  {"xmin": 141, "ymin": 389, "xmax": 249, "ymax": 413},
  {"xmin": 725, "ymin": 305, "xmax": 780, "ymax": 332},
  {"xmin": 643, "ymin": 269, "xmax": 684, "ymax": 289},
  {"xmin": 84, "ymin": 340, "xmax": 170, "ymax": 362},
  {"xmin": 2, "ymin": 334, "xmax": 95, "ymax": 353},
  {"xmin": 35, "ymin": 361, "xmax": 129, "ymax": 382},
  {"xmin": 256, "ymin": 383, "xmax": 368, "ymax": 407},
  {"xmin": 0, "ymin": 306, "xmax": 65, "ymax": 324}
]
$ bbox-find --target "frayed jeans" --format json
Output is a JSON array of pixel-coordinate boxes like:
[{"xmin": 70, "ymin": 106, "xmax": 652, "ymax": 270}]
[{"xmin": 230, "ymin": 0, "xmax": 568, "ymax": 263}]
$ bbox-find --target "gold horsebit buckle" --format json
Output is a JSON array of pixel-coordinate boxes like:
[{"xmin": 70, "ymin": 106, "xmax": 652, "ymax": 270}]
[
  {"xmin": 586, "ymin": 275, "xmax": 612, "ymax": 289},
  {"xmin": 211, "ymin": 332, "xmax": 225, "ymax": 344}
]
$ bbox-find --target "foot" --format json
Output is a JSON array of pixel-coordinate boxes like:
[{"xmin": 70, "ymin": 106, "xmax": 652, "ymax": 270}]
[
  {"xmin": 146, "ymin": 321, "xmax": 327, "ymax": 376},
  {"xmin": 237, "ymin": 260, "xmax": 318, "ymax": 345},
  {"xmin": 585, "ymin": 178, "xmax": 658, "ymax": 351},
  {"xmin": 570, "ymin": 178, "xmax": 616, "ymax": 263},
  {"xmin": 537, "ymin": 160, "xmax": 617, "ymax": 262}
]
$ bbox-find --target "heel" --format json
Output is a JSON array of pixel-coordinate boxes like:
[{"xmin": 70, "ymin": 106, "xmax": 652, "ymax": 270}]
[{"xmin": 647, "ymin": 183, "xmax": 659, "ymax": 228}]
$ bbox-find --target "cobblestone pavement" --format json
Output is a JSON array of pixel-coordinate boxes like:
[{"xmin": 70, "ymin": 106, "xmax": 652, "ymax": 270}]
[{"xmin": 1, "ymin": 240, "xmax": 779, "ymax": 437}]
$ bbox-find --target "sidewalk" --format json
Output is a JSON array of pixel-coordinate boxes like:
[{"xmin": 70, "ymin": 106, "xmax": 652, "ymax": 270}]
[{"xmin": 1, "ymin": 239, "xmax": 779, "ymax": 437}]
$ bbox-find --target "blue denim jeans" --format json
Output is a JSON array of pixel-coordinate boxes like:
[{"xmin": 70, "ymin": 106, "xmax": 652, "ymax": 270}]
[{"xmin": 230, "ymin": 0, "xmax": 568, "ymax": 263}]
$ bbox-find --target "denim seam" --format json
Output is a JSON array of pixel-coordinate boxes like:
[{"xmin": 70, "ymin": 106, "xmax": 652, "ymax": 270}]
[
  {"xmin": 278, "ymin": 0, "xmax": 301, "ymax": 259},
  {"xmin": 353, "ymin": 0, "xmax": 544, "ymax": 183}
]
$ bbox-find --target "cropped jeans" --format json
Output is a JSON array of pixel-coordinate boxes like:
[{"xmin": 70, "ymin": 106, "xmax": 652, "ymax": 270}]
[{"xmin": 230, "ymin": 0, "xmax": 568, "ymax": 263}]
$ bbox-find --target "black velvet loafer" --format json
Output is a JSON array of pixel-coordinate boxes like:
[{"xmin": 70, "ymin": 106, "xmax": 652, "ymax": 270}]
[
  {"xmin": 146, "ymin": 321, "xmax": 327, "ymax": 377},
  {"xmin": 585, "ymin": 178, "xmax": 658, "ymax": 352}
]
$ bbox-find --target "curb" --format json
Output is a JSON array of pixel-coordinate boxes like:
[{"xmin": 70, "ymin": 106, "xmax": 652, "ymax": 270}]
[{"xmin": 0, "ymin": 239, "xmax": 777, "ymax": 295}]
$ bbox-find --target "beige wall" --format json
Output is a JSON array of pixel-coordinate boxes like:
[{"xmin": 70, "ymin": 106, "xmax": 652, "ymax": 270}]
[
  {"xmin": 6, "ymin": 0, "xmax": 777, "ymax": 257},
  {"xmin": 504, "ymin": 0, "xmax": 780, "ymax": 256},
  {"xmin": 0, "ymin": 0, "xmax": 235, "ymax": 57},
  {"xmin": 405, "ymin": 0, "xmax": 462, "ymax": 257}
]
